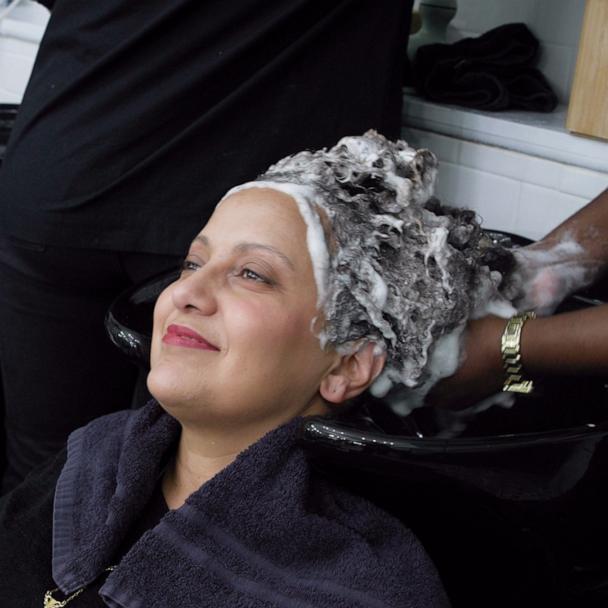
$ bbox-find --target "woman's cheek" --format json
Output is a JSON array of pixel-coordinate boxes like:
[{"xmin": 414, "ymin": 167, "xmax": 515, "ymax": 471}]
[{"xmin": 231, "ymin": 300, "xmax": 292, "ymax": 349}]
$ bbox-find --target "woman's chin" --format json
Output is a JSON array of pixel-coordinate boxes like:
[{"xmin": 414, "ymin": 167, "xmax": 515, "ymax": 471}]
[{"xmin": 146, "ymin": 365, "xmax": 197, "ymax": 411}]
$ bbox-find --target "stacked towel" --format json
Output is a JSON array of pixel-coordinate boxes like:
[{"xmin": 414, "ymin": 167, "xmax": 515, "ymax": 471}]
[{"xmin": 413, "ymin": 23, "xmax": 558, "ymax": 112}]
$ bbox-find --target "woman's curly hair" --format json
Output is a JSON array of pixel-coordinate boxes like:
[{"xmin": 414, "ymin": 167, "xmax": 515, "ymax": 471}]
[{"xmin": 229, "ymin": 130, "xmax": 515, "ymax": 393}]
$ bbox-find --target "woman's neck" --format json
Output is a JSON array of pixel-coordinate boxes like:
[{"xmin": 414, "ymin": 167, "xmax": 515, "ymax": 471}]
[
  {"xmin": 160, "ymin": 399, "xmax": 329, "ymax": 509},
  {"xmin": 161, "ymin": 426, "xmax": 242, "ymax": 509}
]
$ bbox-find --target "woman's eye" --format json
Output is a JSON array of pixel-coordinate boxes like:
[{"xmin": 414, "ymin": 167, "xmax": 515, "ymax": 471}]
[
  {"xmin": 181, "ymin": 259, "xmax": 200, "ymax": 272},
  {"xmin": 240, "ymin": 268, "xmax": 270, "ymax": 284}
]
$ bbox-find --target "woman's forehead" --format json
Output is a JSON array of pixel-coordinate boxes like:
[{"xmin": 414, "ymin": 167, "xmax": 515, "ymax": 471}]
[
  {"xmin": 195, "ymin": 188, "xmax": 315, "ymax": 270},
  {"xmin": 208, "ymin": 187, "xmax": 307, "ymax": 239},
  {"xmin": 223, "ymin": 185, "xmax": 296, "ymax": 206},
  {"xmin": 210, "ymin": 182, "xmax": 330, "ymax": 307}
]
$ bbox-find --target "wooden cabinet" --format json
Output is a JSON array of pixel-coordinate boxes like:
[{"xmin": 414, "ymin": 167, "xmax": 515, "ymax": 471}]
[{"xmin": 567, "ymin": 0, "xmax": 608, "ymax": 140}]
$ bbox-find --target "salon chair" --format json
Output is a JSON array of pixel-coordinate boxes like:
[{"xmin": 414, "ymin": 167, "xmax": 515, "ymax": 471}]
[{"xmin": 106, "ymin": 231, "xmax": 608, "ymax": 608}]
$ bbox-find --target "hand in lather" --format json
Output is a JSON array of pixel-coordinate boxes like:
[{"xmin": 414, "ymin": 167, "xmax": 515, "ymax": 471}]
[
  {"xmin": 505, "ymin": 188, "xmax": 608, "ymax": 315},
  {"xmin": 428, "ymin": 189, "xmax": 608, "ymax": 409}
]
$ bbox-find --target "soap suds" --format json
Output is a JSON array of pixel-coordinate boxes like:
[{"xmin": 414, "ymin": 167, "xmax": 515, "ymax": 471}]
[{"xmin": 379, "ymin": 325, "xmax": 467, "ymax": 416}]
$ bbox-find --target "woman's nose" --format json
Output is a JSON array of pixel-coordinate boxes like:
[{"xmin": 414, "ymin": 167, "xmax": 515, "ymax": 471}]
[{"xmin": 170, "ymin": 270, "xmax": 218, "ymax": 315}]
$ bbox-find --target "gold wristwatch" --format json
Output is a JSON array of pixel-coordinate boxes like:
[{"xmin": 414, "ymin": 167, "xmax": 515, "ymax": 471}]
[{"xmin": 501, "ymin": 311, "xmax": 536, "ymax": 394}]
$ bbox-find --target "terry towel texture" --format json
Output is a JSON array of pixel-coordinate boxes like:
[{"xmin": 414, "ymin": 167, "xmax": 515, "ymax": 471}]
[
  {"xmin": 53, "ymin": 401, "xmax": 449, "ymax": 607},
  {"xmin": 413, "ymin": 23, "xmax": 558, "ymax": 112}
]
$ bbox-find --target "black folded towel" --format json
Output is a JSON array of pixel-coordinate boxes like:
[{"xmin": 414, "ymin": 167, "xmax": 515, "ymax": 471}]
[{"xmin": 413, "ymin": 23, "xmax": 558, "ymax": 112}]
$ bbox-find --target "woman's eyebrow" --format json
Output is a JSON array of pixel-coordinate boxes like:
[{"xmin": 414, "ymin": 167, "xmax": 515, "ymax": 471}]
[
  {"xmin": 191, "ymin": 235, "xmax": 295, "ymax": 271},
  {"xmin": 234, "ymin": 242, "xmax": 295, "ymax": 271},
  {"xmin": 192, "ymin": 234, "xmax": 210, "ymax": 248}
]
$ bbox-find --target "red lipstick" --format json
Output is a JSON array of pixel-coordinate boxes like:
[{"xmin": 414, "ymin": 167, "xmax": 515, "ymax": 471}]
[{"xmin": 162, "ymin": 324, "xmax": 219, "ymax": 351}]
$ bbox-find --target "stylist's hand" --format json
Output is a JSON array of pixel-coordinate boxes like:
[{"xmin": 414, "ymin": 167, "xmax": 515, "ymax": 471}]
[
  {"xmin": 505, "ymin": 187, "xmax": 608, "ymax": 315},
  {"xmin": 507, "ymin": 245, "xmax": 594, "ymax": 315},
  {"xmin": 425, "ymin": 316, "xmax": 506, "ymax": 410}
]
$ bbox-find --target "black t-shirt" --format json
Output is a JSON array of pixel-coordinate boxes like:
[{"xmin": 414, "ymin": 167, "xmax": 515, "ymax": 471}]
[{"xmin": 0, "ymin": 0, "xmax": 410, "ymax": 255}]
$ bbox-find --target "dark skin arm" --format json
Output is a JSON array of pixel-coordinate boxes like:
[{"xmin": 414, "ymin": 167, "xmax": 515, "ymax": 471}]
[
  {"xmin": 428, "ymin": 188, "xmax": 608, "ymax": 410},
  {"xmin": 427, "ymin": 304, "xmax": 608, "ymax": 410}
]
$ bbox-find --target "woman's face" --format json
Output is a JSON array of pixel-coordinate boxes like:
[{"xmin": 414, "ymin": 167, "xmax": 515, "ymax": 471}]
[{"xmin": 148, "ymin": 187, "xmax": 336, "ymax": 431}]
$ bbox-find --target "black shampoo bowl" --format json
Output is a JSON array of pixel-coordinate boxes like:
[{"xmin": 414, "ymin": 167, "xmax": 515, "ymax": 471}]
[
  {"xmin": 105, "ymin": 232, "xmax": 608, "ymax": 607},
  {"xmin": 302, "ymin": 379, "xmax": 608, "ymax": 607}
]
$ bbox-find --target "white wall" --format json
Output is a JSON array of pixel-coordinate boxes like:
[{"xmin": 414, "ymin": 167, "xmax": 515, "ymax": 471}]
[
  {"xmin": 0, "ymin": 0, "xmax": 49, "ymax": 103},
  {"xmin": 404, "ymin": 125, "xmax": 604, "ymax": 240}
]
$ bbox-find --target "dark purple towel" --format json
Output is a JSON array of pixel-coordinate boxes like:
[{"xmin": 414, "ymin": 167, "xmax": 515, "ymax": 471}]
[{"xmin": 53, "ymin": 401, "xmax": 449, "ymax": 607}]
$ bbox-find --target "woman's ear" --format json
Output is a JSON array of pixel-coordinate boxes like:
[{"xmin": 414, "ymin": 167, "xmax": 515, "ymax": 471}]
[{"xmin": 320, "ymin": 342, "xmax": 386, "ymax": 404}]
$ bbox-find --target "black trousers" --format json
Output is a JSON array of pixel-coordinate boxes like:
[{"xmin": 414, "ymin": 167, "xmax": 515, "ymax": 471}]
[{"xmin": 0, "ymin": 235, "xmax": 180, "ymax": 493}]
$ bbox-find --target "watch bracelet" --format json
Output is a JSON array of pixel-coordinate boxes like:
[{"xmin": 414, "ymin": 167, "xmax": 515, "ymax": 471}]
[{"xmin": 501, "ymin": 311, "xmax": 536, "ymax": 394}]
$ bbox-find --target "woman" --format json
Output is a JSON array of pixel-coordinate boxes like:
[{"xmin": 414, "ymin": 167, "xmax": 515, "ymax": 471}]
[{"xmin": 0, "ymin": 131, "xmax": 507, "ymax": 607}]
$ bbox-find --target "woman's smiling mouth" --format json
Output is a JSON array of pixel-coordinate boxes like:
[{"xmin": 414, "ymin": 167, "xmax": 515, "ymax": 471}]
[{"xmin": 162, "ymin": 324, "xmax": 220, "ymax": 351}]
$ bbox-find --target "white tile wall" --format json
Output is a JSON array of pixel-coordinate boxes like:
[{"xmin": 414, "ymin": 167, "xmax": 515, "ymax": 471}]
[
  {"xmin": 403, "ymin": 126, "xmax": 608, "ymax": 239},
  {"xmin": 449, "ymin": 0, "xmax": 535, "ymax": 38},
  {"xmin": 536, "ymin": 42, "xmax": 575, "ymax": 105},
  {"xmin": 515, "ymin": 184, "xmax": 587, "ymax": 239},
  {"xmin": 436, "ymin": 162, "xmax": 522, "ymax": 232},
  {"xmin": 445, "ymin": 0, "xmax": 587, "ymax": 105},
  {"xmin": 0, "ymin": 35, "xmax": 36, "ymax": 102},
  {"xmin": 559, "ymin": 166, "xmax": 608, "ymax": 201},
  {"xmin": 520, "ymin": 155, "xmax": 562, "ymax": 192},
  {"xmin": 0, "ymin": 0, "xmax": 49, "ymax": 103},
  {"xmin": 531, "ymin": 0, "xmax": 585, "ymax": 47}
]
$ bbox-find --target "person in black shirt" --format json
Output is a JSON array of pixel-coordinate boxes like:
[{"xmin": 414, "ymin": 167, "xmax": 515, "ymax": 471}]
[{"xmin": 0, "ymin": 0, "xmax": 413, "ymax": 491}]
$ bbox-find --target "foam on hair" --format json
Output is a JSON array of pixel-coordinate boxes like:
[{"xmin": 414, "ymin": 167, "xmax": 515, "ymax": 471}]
[{"xmin": 223, "ymin": 131, "xmax": 515, "ymax": 401}]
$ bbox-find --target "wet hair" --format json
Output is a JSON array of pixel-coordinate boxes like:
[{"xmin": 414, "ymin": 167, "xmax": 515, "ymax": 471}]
[{"xmin": 229, "ymin": 131, "xmax": 514, "ymax": 394}]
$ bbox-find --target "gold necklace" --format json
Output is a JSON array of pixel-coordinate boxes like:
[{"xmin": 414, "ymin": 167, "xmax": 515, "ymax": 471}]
[{"xmin": 44, "ymin": 566, "xmax": 116, "ymax": 608}]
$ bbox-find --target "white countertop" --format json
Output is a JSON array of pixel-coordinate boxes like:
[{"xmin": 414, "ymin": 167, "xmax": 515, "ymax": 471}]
[{"xmin": 402, "ymin": 90, "xmax": 608, "ymax": 174}]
